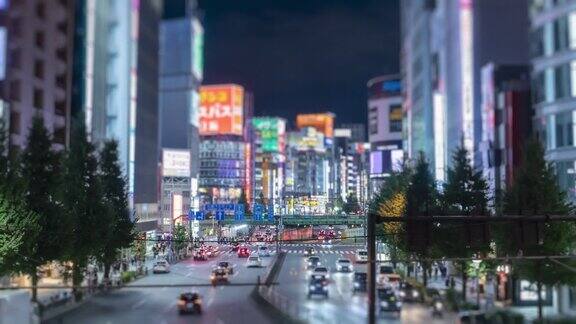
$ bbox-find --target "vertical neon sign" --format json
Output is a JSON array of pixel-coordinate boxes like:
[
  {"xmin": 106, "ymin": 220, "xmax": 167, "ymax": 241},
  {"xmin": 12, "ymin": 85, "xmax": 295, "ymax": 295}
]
[{"xmin": 460, "ymin": 0, "xmax": 474, "ymax": 162}]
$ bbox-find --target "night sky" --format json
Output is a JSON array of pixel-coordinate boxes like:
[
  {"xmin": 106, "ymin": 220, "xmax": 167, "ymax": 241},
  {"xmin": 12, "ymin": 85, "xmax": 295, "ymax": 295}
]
[{"xmin": 195, "ymin": 0, "xmax": 399, "ymax": 126}]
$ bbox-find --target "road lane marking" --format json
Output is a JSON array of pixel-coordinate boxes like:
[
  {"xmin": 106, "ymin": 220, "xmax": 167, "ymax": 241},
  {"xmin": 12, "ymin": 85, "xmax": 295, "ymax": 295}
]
[{"xmin": 131, "ymin": 299, "xmax": 146, "ymax": 309}]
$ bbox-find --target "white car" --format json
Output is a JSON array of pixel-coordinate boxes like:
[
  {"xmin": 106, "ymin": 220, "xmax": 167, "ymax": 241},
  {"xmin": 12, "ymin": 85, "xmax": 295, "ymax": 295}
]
[
  {"xmin": 247, "ymin": 256, "xmax": 262, "ymax": 268},
  {"xmin": 335, "ymin": 258, "xmax": 353, "ymax": 272},
  {"xmin": 356, "ymin": 249, "xmax": 368, "ymax": 263},
  {"xmin": 312, "ymin": 266, "xmax": 330, "ymax": 279},
  {"xmin": 258, "ymin": 246, "xmax": 271, "ymax": 257},
  {"xmin": 153, "ymin": 260, "xmax": 170, "ymax": 274}
]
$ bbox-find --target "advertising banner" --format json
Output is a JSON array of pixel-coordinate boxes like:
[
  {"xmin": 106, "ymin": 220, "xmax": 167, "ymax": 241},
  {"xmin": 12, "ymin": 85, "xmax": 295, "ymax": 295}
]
[
  {"xmin": 199, "ymin": 84, "xmax": 244, "ymax": 136},
  {"xmin": 163, "ymin": 149, "xmax": 190, "ymax": 177},
  {"xmin": 252, "ymin": 117, "xmax": 286, "ymax": 153},
  {"xmin": 296, "ymin": 113, "xmax": 334, "ymax": 138}
]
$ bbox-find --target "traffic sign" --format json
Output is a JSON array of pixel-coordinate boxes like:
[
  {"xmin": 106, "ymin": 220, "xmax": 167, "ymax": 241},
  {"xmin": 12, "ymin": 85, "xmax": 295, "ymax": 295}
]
[
  {"xmin": 253, "ymin": 204, "xmax": 263, "ymax": 221},
  {"xmin": 268, "ymin": 205, "xmax": 274, "ymax": 221},
  {"xmin": 195, "ymin": 211, "xmax": 204, "ymax": 221},
  {"xmin": 187, "ymin": 210, "xmax": 194, "ymax": 221},
  {"xmin": 216, "ymin": 210, "xmax": 225, "ymax": 221},
  {"xmin": 235, "ymin": 204, "xmax": 245, "ymax": 221}
]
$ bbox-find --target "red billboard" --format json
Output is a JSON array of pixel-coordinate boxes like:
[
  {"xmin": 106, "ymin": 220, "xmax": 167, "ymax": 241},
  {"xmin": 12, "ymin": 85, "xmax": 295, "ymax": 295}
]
[{"xmin": 199, "ymin": 84, "xmax": 244, "ymax": 136}]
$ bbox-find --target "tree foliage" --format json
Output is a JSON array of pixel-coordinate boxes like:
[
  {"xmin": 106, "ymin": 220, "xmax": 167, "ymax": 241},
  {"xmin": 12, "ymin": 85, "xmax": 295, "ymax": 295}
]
[
  {"xmin": 344, "ymin": 193, "xmax": 361, "ymax": 214},
  {"xmin": 0, "ymin": 193, "xmax": 39, "ymax": 276},
  {"xmin": 19, "ymin": 116, "xmax": 64, "ymax": 300},
  {"xmin": 60, "ymin": 122, "xmax": 105, "ymax": 300},
  {"xmin": 494, "ymin": 139, "xmax": 576, "ymax": 319},
  {"xmin": 97, "ymin": 140, "xmax": 134, "ymax": 278}
]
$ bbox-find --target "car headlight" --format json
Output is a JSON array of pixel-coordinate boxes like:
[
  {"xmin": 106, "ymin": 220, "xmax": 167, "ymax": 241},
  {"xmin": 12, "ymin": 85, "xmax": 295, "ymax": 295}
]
[
  {"xmin": 380, "ymin": 301, "xmax": 388, "ymax": 307},
  {"xmin": 322, "ymin": 286, "xmax": 328, "ymax": 291},
  {"xmin": 434, "ymin": 301, "xmax": 443, "ymax": 310},
  {"xmin": 354, "ymin": 282, "xmax": 360, "ymax": 287},
  {"xmin": 399, "ymin": 291, "xmax": 406, "ymax": 298},
  {"xmin": 309, "ymin": 285, "xmax": 315, "ymax": 290},
  {"xmin": 308, "ymin": 262, "xmax": 312, "ymax": 266},
  {"xmin": 412, "ymin": 291, "xmax": 419, "ymax": 298},
  {"xmin": 396, "ymin": 302, "xmax": 402, "ymax": 308}
]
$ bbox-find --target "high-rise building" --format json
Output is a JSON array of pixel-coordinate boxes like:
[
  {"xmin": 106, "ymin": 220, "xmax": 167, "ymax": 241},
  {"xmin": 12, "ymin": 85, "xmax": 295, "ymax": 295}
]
[
  {"xmin": 159, "ymin": 0, "xmax": 203, "ymax": 230},
  {"xmin": 340, "ymin": 123, "xmax": 366, "ymax": 143},
  {"xmin": 198, "ymin": 84, "xmax": 252, "ymax": 205},
  {"xmin": 367, "ymin": 75, "xmax": 404, "ymax": 194},
  {"xmin": 401, "ymin": 0, "xmax": 530, "ymax": 181},
  {"xmin": 479, "ymin": 64, "xmax": 531, "ymax": 203},
  {"xmin": 4, "ymin": 0, "xmax": 74, "ymax": 150},
  {"xmin": 72, "ymin": 0, "xmax": 163, "ymax": 221},
  {"xmin": 530, "ymin": 0, "xmax": 576, "ymax": 204},
  {"xmin": 252, "ymin": 117, "xmax": 286, "ymax": 209}
]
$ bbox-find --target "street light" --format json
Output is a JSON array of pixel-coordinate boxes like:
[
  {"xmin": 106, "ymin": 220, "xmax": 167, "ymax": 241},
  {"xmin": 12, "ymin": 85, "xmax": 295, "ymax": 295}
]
[{"xmin": 472, "ymin": 259, "xmax": 482, "ymax": 309}]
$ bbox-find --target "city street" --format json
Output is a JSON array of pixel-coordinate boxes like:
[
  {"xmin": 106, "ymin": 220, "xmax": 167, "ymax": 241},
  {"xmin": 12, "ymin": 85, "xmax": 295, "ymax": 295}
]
[
  {"xmin": 276, "ymin": 242, "xmax": 455, "ymax": 324},
  {"xmin": 44, "ymin": 246, "xmax": 274, "ymax": 324}
]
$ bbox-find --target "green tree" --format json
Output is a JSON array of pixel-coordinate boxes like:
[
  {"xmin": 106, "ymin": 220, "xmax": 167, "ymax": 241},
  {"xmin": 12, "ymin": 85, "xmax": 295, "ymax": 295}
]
[
  {"xmin": 344, "ymin": 193, "xmax": 361, "ymax": 214},
  {"xmin": 60, "ymin": 121, "xmax": 104, "ymax": 301},
  {"xmin": 494, "ymin": 138, "xmax": 576, "ymax": 321},
  {"xmin": 19, "ymin": 116, "xmax": 64, "ymax": 301},
  {"xmin": 438, "ymin": 143, "xmax": 491, "ymax": 300},
  {"xmin": 173, "ymin": 225, "xmax": 187, "ymax": 257},
  {"xmin": 97, "ymin": 140, "xmax": 134, "ymax": 282},
  {"xmin": 405, "ymin": 152, "xmax": 439, "ymax": 287},
  {"xmin": 0, "ymin": 193, "xmax": 39, "ymax": 276}
]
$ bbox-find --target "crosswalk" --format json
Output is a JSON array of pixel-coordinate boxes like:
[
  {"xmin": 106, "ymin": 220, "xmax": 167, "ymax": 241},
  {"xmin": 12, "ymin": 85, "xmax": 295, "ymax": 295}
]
[
  {"xmin": 216, "ymin": 249, "xmax": 356, "ymax": 256},
  {"xmin": 283, "ymin": 249, "xmax": 355, "ymax": 255}
]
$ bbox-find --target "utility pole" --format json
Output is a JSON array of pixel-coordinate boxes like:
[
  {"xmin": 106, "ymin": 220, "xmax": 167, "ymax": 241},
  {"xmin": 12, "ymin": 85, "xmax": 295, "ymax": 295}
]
[{"xmin": 367, "ymin": 211, "xmax": 376, "ymax": 324}]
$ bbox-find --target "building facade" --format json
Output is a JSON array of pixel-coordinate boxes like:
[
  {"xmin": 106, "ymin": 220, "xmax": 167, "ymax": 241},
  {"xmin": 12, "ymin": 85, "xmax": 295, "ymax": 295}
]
[
  {"xmin": 4, "ymin": 0, "xmax": 74, "ymax": 150},
  {"xmin": 72, "ymin": 0, "xmax": 163, "ymax": 221},
  {"xmin": 367, "ymin": 75, "xmax": 404, "ymax": 194},
  {"xmin": 479, "ymin": 64, "xmax": 532, "ymax": 203},
  {"xmin": 197, "ymin": 84, "xmax": 252, "ymax": 206},
  {"xmin": 159, "ymin": 1, "xmax": 203, "ymax": 230},
  {"xmin": 531, "ymin": 0, "xmax": 576, "ymax": 204},
  {"xmin": 252, "ymin": 117, "xmax": 286, "ymax": 209},
  {"xmin": 401, "ymin": 0, "xmax": 530, "ymax": 181}
]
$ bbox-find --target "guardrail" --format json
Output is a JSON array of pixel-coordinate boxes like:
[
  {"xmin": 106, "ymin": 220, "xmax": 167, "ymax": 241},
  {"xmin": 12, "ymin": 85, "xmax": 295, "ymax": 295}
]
[{"xmin": 199, "ymin": 214, "xmax": 365, "ymax": 226}]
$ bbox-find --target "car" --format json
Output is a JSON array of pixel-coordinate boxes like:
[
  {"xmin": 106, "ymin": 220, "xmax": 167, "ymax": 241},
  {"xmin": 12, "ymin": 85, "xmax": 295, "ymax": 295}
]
[
  {"xmin": 247, "ymin": 255, "xmax": 262, "ymax": 268},
  {"xmin": 306, "ymin": 256, "xmax": 321, "ymax": 269},
  {"xmin": 303, "ymin": 247, "xmax": 316, "ymax": 256},
  {"xmin": 258, "ymin": 246, "xmax": 270, "ymax": 257},
  {"xmin": 355, "ymin": 249, "xmax": 368, "ymax": 263},
  {"xmin": 193, "ymin": 249, "xmax": 208, "ymax": 261},
  {"xmin": 210, "ymin": 268, "xmax": 229, "ymax": 286},
  {"xmin": 378, "ymin": 288, "xmax": 402, "ymax": 317},
  {"xmin": 217, "ymin": 261, "xmax": 234, "ymax": 275},
  {"xmin": 307, "ymin": 275, "xmax": 329, "ymax": 299},
  {"xmin": 399, "ymin": 282, "xmax": 421, "ymax": 302},
  {"xmin": 321, "ymin": 239, "xmax": 332, "ymax": 247},
  {"xmin": 231, "ymin": 242, "xmax": 240, "ymax": 251},
  {"xmin": 152, "ymin": 260, "xmax": 170, "ymax": 274},
  {"xmin": 335, "ymin": 258, "xmax": 353, "ymax": 272},
  {"xmin": 353, "ymin": 272, "xmax": 367, "ymax": 293},
  {"xmin": 238, "ymin": 247, "xmax": 250, "ymax": 258},
  {"xmin": 312, "ymin": 266, "xmax": 330, "ymax": 279},
  {"xmin": 177, "ymin": 292, "xmax": 202, "ymax": 315}
]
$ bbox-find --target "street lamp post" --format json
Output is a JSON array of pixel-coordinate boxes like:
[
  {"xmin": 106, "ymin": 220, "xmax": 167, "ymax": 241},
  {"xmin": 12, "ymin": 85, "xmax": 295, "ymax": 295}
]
[{"xmin": 472, "ymin": 259, "xmax": 482, "ymax": 309}]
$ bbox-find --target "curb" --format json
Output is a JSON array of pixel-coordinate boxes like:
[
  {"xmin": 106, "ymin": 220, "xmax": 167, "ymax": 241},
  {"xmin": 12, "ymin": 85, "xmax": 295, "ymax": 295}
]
[{"xmin": 40, "ymin": 270, "xmax": 150, "ymax": 323}]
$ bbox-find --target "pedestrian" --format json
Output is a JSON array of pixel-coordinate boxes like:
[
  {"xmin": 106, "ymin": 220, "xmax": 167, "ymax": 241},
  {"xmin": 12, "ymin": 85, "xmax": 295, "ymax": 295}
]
[{"xmin": 434, "ymin": 266, "xmax": 439, "ymax": 280}]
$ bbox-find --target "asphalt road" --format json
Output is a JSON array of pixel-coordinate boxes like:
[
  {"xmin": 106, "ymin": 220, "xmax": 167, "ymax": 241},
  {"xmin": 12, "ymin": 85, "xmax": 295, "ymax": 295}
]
[
  {"xmin": 44, "ymin": 245, "xmax": 275, "ymax": 324},
  {"xmin": 276, "ymin": 242, "xmax": 455, "ymax": 324}
]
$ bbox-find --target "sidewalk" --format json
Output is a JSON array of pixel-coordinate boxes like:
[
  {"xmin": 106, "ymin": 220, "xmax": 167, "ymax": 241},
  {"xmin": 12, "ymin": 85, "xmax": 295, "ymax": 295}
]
[{"xmin": 38, "ymin": 258, "xmax": 156, "ymax": 320}]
